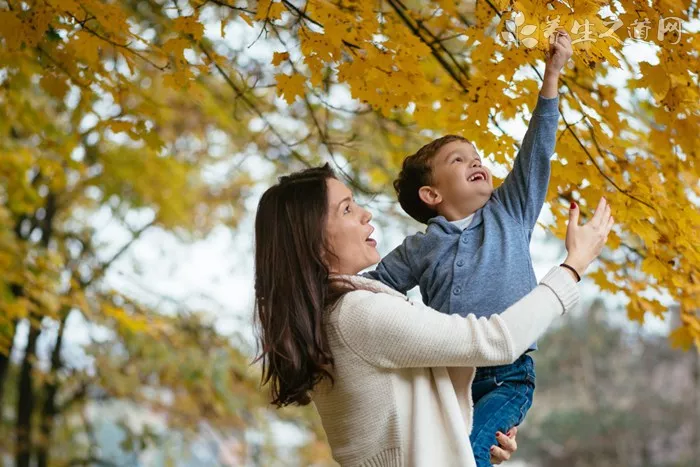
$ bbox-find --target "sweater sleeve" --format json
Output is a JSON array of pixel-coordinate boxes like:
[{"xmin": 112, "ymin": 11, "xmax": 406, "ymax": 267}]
[
  {"xmin": 492, "ymin": 94, "xmax": 559, "ymax": 229},
  {"xmin": 337, "ymin": 266, "xmax": 578, "ymax": 369}
]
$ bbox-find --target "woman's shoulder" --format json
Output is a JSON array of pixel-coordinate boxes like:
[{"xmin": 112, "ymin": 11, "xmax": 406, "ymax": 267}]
[
  {"xmin": 328, "ymin": 277, "xmax": 413, "ymax": 328},
  {"xmin": 334, "ymin": 274, "xmax": 409, "ymax": 298}
]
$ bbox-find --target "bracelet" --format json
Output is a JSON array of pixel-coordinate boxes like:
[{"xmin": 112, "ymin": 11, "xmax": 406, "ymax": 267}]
[{"xmin": 559, "ymin": 263, "xmax": 581, "ymax": 282}]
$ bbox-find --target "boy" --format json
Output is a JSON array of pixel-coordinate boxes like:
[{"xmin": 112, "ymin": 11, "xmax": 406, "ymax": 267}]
[{"xmin": 364, "ymin": 30, "xmax": 573, "ymax": 465}]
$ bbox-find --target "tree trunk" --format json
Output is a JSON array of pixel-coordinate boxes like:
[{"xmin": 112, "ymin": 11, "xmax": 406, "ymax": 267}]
[
  {"xmin": 693, "ymin": 336, "xmax": 700, "ymax": 465},
  {"xmin": 15, "ymin": 320, "xmax": 41, "ymax": 467},
  {"xmin": 17, "ymin": 193, "xmax": 55, "ymax": 466},
  {"xmin": 0, "ymin": 318, "xmax": 18, "ymax": 411},
  {"xmin": 2, "ymin": 282, "xmax": 26, "ymax": 410},
  {"xmin": 36, "ymin": 312, "xmax": 68, "ymax": 467}
]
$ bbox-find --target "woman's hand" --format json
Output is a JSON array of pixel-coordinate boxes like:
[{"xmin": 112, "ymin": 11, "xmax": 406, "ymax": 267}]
[
  {"xmin": 563, "ymin": 197, "xmax": 614, "ymax": 278},
  {"xmin": 490, "ymin": 427, "xmax": 518, "ymax": 464}
]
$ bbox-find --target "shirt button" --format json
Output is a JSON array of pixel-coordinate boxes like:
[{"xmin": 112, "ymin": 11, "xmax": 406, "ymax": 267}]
[
  {"xmin": 457, "ymin": 260, "xmax": 464, "ymax": 267},
  {"xmin": 461, "ymin": 237, "xmax": 468, "ymax": 243},
  {"xmin": 453, "ymin": 286, "xmax": 462, "ymax": 295}
]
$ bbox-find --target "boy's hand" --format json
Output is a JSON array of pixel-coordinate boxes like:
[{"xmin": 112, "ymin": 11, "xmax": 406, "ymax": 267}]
[{"xmin": 544, "ymin": 29, "xmax": 573, "ymax": 74}]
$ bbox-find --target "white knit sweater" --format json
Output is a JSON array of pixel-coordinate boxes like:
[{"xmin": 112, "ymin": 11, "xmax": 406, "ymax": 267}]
[{"xmin": 311, "ymin": 266, "xmax": 579, "ymax": 467}]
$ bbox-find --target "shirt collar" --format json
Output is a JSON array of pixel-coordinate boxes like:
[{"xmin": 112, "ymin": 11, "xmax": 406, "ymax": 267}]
[{"xmin": 428, "ymin": 208, "xmax": 484, "ymax": 232}]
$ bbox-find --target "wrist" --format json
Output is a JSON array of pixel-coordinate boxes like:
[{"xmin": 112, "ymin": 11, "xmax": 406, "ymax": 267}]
[
  {"xmin": 560, "ymin": 263, "xmax": 581, "ymax": 282},
  {"xmin": 562, "ymin": 255, "xmax": 586, "ymax": 276},
  {"xmin": 544, "ymin": 67, "xmax": 561, "ymax": 78}
]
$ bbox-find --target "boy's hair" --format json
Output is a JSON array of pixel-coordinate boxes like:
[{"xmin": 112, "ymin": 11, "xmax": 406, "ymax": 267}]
[{"xmin": 393, "ymin": 135, "xmax": 470, "ymax": 224}]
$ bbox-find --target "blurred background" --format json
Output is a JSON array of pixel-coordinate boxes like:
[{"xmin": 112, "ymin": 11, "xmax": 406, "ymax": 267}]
[{"xmin": 0, "ymin": 0, "xmax": 698, "ymax": 466}]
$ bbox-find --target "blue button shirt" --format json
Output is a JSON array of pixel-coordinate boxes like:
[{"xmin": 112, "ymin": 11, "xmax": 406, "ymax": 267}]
[{"xmin": 364, "ymin": 95, "xmax": 560, "ymax": 351}]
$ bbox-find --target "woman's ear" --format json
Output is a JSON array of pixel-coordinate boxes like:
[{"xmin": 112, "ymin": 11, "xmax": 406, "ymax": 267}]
[{"xmin": 418, "ymin": 186, "xmax": 442, "ymax": 208}]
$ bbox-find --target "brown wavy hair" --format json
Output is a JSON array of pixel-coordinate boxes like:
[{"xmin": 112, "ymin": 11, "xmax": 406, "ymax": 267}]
[{"xmin": 253, "ymin": 164, "xmax": 353, "ymax": 407}]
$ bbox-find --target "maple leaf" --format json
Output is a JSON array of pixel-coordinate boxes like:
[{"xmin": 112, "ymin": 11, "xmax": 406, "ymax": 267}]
[
  {"xmin": 276, "ymin": 73, "xmax": 306, "ymax": 104},
  {"xmin": 272, "ymin": 51, "xmax": 290, "ymax": 66}
]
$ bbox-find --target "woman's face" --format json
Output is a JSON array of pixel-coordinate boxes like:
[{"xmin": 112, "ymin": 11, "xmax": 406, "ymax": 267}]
[{"xmin": 325, "ymin": 178, "xmax": 380, "ymax": 275}]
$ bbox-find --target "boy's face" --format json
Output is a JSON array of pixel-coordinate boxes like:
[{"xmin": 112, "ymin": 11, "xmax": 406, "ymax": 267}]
[{"xmin": 426, "ymin": 141, "xmax": 493, "ymax": 217}]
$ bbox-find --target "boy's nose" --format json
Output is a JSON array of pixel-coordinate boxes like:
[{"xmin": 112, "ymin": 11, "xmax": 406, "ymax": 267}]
[{"xmin": 470, "ymin": 159, "xmax": 481, "ymax": 168}]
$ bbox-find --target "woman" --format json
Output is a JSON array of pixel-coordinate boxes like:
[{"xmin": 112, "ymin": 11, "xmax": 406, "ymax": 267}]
[{"xmin": 254, "ymin": 164, "xmax": 613, "ymax": 466}]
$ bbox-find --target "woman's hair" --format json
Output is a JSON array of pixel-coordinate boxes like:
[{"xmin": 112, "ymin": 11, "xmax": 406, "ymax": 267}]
[{"xmin": 253, "ymin": 163, "xmax": 352, "ymax": 407}]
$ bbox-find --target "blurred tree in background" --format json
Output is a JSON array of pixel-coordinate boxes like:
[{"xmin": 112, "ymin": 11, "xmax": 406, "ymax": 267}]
[
  {"xmin": 521, "ymin": 301, "xmax": 700, "ymax": 467},
  {"xmin": 0, "ymin": 0, "xmax": 698, "ymax": 465}
]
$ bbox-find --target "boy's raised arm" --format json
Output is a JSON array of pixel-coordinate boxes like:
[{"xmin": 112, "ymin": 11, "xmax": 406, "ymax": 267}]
[
  {"xmin": 362, "ymin": 236, "xmax": 420, "ymax": 294},
  {"xmin": 493, "ymin": 30, "xmax": 573, "ymax": 229}
]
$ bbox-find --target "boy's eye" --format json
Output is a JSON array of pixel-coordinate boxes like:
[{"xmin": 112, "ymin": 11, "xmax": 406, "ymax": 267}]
[{"xmin": 452, "ymin": 157, "xmax": 463, "ymax": 163}]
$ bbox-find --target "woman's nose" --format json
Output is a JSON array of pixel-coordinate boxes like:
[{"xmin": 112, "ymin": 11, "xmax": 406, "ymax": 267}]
[{"xmin": 362, "ymin": 208, "xmax": 372, "ymax": 223}]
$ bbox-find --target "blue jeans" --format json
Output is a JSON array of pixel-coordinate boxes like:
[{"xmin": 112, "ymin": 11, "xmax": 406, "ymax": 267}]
[{"xmin": 470, "ymin": 354, "xmax": 535, "ymax": 467}]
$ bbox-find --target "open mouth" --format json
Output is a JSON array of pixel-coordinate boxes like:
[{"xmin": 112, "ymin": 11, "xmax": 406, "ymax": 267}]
[
  {"xmin": 365, "ymin": 227, "xmax": 377, "ymax": 247},
  {"xmin": 467, "ymin": 170, "xmax": 487, "ymax": 182}
]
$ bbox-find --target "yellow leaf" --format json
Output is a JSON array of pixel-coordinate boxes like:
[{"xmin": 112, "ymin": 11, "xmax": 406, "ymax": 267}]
[
  {"xmin": 108, "ymin": 121, "xmax": 133, "ymax": 134},
  {"xmin": 46, "ymin": 0, "xmax": 82, "ymax": 15},
  {"xmin": 669, "ymin": 326, "xmax": 695, "ymax": 351},
  {"xmin": 102, "ymin": 304, "xmax": 149, "ymax": 335},
  {"xmin": 0, "ymin": 12, "xmax": 26, "ymax": 51},
  {"xmin": 268, "ymin": 3, "xmax": 286, "ymax": 20},
  {"xmin": 368, "ymin": 167, "xmax": 390, "ymax": 186},
  {"xmin": 635, "ymin": 62, "xmax": 670, "ymax": 102},
  {"xmin": 240, "ymin": 13, "xmax": 254, "ymax": 28},
  {"xmin": 255, "ymin": 0, "xmax": 286, "ymax": 21},
  {"xmin": 163, "ymin": 71, "xmax": 192, "ymax": 90},
  {"xmin": 23, "ymin": 5, "xmax": 54, "ymax": 48},
  {"xmin": 174, "ymin": 16, "xmax": 204, "ymax": 41},
  {"xmin": 275, "ymin": 73, "xmax": 306, "ymax": 105},
  {"xmin": 641, "ymin": 256, "xmax": 667, "ymax": 279},
  {"xmin": 588, "ymin": 269, "xmax": 620, "ymax": 293},
  {"xmin": 40, "ymin": 73, "xmax": 69, "ymax": 100},
  {"xmin": 271, "ymin": 51, "xmax": 290, "ymax": 66},
  {"xmin": 606, "ymin": 230, "xmax": 621, "ymax": 250},
  {"xmin": 162, "ymin": 37, "xmax": 189, "ymax": 58},
  {"xmin": 626, "ymin": 299, "xmax": 646, "ymax": 324},
  {"xmin": 70, "ymin": 31, "xmax": 102, "ymax": 67}
]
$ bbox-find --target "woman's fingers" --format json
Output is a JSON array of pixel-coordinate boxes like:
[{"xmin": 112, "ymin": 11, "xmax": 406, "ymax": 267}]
[
  {"xmin": 490, "ymin": 445, "xmax": 510, "ymax": 464},
  {"xmin": 568, "ymin": 201, "xmax": 580, "ymax": 226},
  {"xmin": 590, "ymin": 197, "xmax": 608, "ymax": 227},
  {"xmin": 605, "ymin": 215, "xmax": 615, "ymax": 235},
  {"xmin": 601, "ymin": 204, "xmax": 611, "ymax": 229},
  {"xmin": 490, "ymin": 429, "xmax": 518, "ymax": 463},
  {"xmin": 499, "ymin": 429, "xmax": 518, "ymax": 451}
]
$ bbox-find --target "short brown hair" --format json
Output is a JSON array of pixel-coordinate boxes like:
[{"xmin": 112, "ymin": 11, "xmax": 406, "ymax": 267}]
[{"xmin": 393, "ymin": 135, "xmax": 470, "ymax": 224}]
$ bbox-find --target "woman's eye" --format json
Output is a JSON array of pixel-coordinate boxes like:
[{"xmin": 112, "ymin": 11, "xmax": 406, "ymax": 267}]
[{"xmin": 343, "ymin": 205, "xmax": 351, "ymax": 214}]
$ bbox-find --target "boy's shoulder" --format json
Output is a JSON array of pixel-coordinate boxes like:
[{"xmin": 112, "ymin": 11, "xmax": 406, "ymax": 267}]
[{"xmin": 486, "ymin": 193, "xmax": 529, "ymax": 227}]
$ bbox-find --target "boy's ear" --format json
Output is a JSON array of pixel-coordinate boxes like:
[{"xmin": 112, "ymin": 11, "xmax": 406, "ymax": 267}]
[{"xmin": 418, "ymin": 185, "xmax": 442, "ymax": 208}]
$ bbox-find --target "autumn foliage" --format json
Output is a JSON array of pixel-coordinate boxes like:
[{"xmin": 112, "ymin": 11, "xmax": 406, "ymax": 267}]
[{"xmin": 0, "ymin": 0, "xmax": 698, "ymax": 464}]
